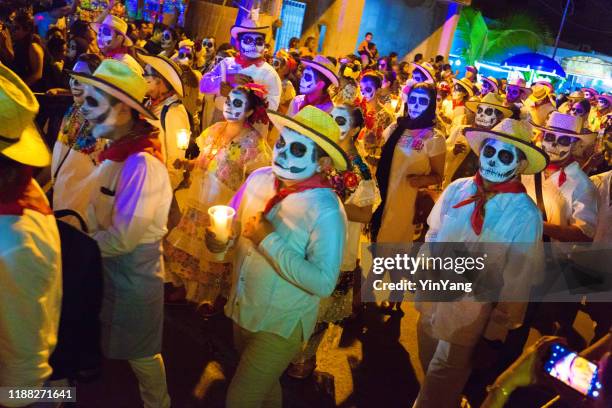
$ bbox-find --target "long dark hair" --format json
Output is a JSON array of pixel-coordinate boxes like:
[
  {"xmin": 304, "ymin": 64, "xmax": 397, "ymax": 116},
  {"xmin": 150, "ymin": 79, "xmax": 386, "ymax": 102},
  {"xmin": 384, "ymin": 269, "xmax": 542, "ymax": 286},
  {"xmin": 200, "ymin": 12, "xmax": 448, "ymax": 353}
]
[{"xmin": 368, "ymin": 82, "xmax": 437, "ymax": 241}]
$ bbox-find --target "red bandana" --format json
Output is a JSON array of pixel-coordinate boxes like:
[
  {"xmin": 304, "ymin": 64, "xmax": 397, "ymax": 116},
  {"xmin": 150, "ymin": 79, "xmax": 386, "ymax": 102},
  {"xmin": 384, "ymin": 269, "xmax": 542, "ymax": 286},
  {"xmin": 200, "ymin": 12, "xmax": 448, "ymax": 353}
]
[
  {"xmin": 264, "ymin": 174, "xmax": 331, "ymax": 215},
  {"xmin": 452, "ymin": 100, "xmax": 465, "ymax": 109},
  {"xmin": 99, "ymin": 122, "xmax": 164, "ymax": 163},
  {"xmin": 546, "ymin": 160, "xmax": 575, "ymax": 187},
  {"xmin": 453, "ymin": 172, "xmax": 527, "ymax": 235},
  {"xmin": 235, "ymin": 54, "xmax": 265, "ymax": 69},
  {"xmin": 0, "ymin": 179, "xmax": 52, "ymax": 216},
  {"xmin": 105, "ymin": 46, "xmax": 130, "ymax": 58}
]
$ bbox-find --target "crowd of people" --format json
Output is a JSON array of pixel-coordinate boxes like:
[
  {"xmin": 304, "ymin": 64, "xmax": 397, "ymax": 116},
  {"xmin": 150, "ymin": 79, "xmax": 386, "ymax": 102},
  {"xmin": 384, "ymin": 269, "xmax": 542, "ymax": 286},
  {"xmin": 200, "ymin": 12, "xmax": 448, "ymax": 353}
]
[{"xmin": 1, "ymin": 1, "xmax": 612, "ymax": 408}]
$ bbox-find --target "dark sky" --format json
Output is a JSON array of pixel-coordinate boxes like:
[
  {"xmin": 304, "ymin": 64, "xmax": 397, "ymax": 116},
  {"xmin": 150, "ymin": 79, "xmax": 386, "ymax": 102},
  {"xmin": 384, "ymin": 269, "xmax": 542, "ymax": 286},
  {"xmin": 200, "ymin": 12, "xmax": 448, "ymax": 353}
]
[{"xmin": 472, "ymin": 0, "xmax": 612, "ymax": 55}]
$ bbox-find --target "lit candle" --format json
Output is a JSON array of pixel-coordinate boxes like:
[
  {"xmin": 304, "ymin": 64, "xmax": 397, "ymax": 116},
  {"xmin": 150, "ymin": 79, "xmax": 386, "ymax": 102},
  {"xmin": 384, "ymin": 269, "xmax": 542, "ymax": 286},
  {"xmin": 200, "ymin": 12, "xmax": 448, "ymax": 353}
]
[
  {"xmin": 176, "ymin": 128, "xmax": 190, "ymax": 150},
  {"xmin": 208, "ymin": 205, "xmax": 235, "ymax": 244}
]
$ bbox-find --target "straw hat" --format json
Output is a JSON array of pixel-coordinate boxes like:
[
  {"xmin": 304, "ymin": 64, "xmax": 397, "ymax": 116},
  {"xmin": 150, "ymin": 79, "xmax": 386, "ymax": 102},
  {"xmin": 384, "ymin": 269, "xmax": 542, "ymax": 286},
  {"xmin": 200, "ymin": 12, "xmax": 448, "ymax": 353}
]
[
  {"xmin": 69, "ymin": 59, "xmax": 156, "ymax": 121},
  {"xmin": 532, "ymin": 111, "xmax": 597, "ymax": 140},
  {"xmin": 506, "ymin": 77, "xmax": 532, "ymax": 97},
  {"xmin": 0, "ymin": 64, "xmax": 50, "ymax": 167},
  {"xmin": 267, "ymin": 106, "xmax": 348, "ymax": 171},
  {"xmin": 466, "ymin": 92, "xmax": 514, "ymax": 118},
  {"xmin": 91, "ymin": 14, "xmax": 132, "ymax": 47},
  {"xmin": 137, "ymin": 50, "xmax": 184, "ymax": 98},
  {"xmin": 568, "ymin": 90, "xmax": 585, "ymax": 101},
  {"xmin": 302, "ymin": 55, "xmax": 339, "ymax": 87},
  {"xmin": 452, "ymin": 77, "xmax": 475, "ymax": 97},
  {"xmin": 464, "ymin": 118, "xmax": 548, "ymax": 175},
  {"xmin": 481, "ymin": 76, "xmax": 500, "ymax": 93},
  {"xmin": 230, "ymin": 18, "xmax": 270, "ymax": 41},
  {"xmin": 411, "ymin": 62, "xmax": 436, "ymax": 83}
]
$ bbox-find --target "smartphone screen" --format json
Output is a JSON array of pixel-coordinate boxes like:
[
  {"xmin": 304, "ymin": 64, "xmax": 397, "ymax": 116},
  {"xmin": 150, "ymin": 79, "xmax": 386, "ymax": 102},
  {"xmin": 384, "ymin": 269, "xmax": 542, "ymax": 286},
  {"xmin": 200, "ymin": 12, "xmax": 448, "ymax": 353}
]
[{"xmin": 545, "ymin": 343, "xmax": 602, "ymax": 398}]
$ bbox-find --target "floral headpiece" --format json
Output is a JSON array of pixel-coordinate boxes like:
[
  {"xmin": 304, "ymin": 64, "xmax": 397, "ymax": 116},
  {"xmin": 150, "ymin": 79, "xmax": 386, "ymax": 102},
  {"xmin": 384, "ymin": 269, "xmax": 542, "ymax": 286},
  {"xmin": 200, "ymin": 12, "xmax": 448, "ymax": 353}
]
[
  {"xmin": 360, "ymin": 69, "xmax": 384, "ymax": 82},
  {"xmin": 241, "ymin": 83, "xmax": 269, "ymax": 125}
]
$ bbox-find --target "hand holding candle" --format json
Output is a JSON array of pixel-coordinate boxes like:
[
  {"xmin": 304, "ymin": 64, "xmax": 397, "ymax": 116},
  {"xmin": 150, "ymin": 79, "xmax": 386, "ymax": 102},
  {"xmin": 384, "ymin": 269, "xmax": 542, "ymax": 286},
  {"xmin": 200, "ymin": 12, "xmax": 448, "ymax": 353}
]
[
  {"xmin": 208, "ymin": 205, "xmax": 235, "ymax": 244},
  {"xmin": 176, "ymin": 128, "xmax": 190, "ymax": 150}
]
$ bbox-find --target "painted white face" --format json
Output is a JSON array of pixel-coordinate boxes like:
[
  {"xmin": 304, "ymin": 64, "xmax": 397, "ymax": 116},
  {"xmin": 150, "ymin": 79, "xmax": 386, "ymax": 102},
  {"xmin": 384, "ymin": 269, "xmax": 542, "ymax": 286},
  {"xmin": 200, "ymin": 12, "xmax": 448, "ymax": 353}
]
[
  {"xmin": 331, "ymin": 106, "xmax": 352, "ymax": 140},
  {"xmin": 80, "ymin": 85, "xmax": 130, "ymax": 139},
  {"xmin": 239, "ymin": 33, "xmax": 265, "ymax": 59},
  {"xmin": 272, "ymin": 128, "xmax": 318, "ymax": 180},
  {"xmin": 360, "ymin": 78, "xmax": 377, "ymax": 102},
  {"xmin": 407, "ymin": 89, "xmax": 430, "ymax": 119},
  {"xmin": 300, "ymin": 67, "xmax": 319, "ymax": 95},
  {"xmin": 223, "ymin": 90, "xmax": 249, "ymax": 122},
  {"xmin": 412, "ymin": 69, "xmax": 426, "ymax": 83},
  {"xmin": 506, "ymin": 85, "xmax": 522, "ymax": 103},
  {"xmin": 479, "ymin": 139, "xmax": 520, "ymax": 183},
  {"xmin": 569, "ymin": 103, "xmax": 587, "ymax": 117},
  {"xmin": 67, "ymin": 39, "xmax": 78, "ymax": 60},
  {"xmin": 481, "ymin": 80, "xmax": 494, "ymax": 96},
  {"xmin": 475, "ymin": 104, "xmax": 503, "ymax": 129},
  {"xmin": 583, "ymin": 90, "xmax": 593, "ymax": 99},
  {"xmin": 97, "ymin": 24, "xmax": 121, "ymax": 52},
  {"xmin": 541, "ymin": 132, "xmax": 575, "ymax": 162},
  {"xmin": 69, "ymin": 61, "xmax": 91, "ymax": 104},
  {"xmin": 177, "ymin": 46, "xmax": 194, "ymax": 66},
  {"xmin": 161, "ymin": 30, "xmax": 176, "ymax": 51},
  {"xmin": 596, "ymin": 97, "xmax": 610, "ymax": 112}
]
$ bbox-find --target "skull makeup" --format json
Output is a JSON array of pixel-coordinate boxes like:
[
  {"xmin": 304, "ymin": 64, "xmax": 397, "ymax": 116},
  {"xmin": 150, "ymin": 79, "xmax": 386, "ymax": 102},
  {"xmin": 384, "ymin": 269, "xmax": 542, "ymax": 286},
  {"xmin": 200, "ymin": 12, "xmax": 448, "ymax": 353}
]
[
  {"xmin": 412, "ymin": 69, "xmax": 426, "ymax": 83},
  {"xmin": 300, "ymin": 67, "xmax": 320, "ymax": 95},
  {"xmin": 569, "ymin": 102, "xmax": 587, "ymax": 117},
  {"xmin": 239, "ymin": 33, "xmax": 265, "ymax": 59},
  {"xmin": 475, "ymin": 104, "xmax": 504, "ymax": 129},
  {"xmin": 479, "ymin": 139, "xmax": 521, "ymax": 183},
  {"xmin": 541, "ymin": 132, "xmax": 576, "ymax": 162},
  {"xmin": 481, "ymin": 80, "xmax": 494, "ymax": 96},
  {"xmin": 331, "ymin": 106, "xmax": 353, "ymax": 140},
  {"xmin": 583, "ymin": 90, "xmax": 594, "ymax": 100},
  {"xmin": 360, "ymin": 78, "xmax": 378, "ymax": 102},
  {"xmin": 80, "ymin": 85, "xmax": 132, "ymax": 139},
  {"xmin": 505, "ymin": 85, "xmax": 522, "ymax": 103},
  {"xmin": 161, "ymin": 29, "xmax": 176, "ymax": 51},
  {"xmin": 177, "ymin": 46, "xmax": 194, "ymax": 66},
  {"xmin": 223, "ymin": 89, "xmax": 250, "ymax": 122},
  {"xmin": 272, "ymin": 128, "xmax": 318, "ymax": 180},
  {"xmin": 596, "ymin": 97, "xmax": 610, "ymax": 112},
  {"xmin": 67, "ymin": 39, "xmax": 78, "ymax": 60},
  {"xmin": 201, "ymin": 37, "xmax": 215, "ymax": 57},
  {"xmin": 407, "ymin": 89, "xmax": 431, "ymax": 119},
  {"xmin": 69, "ymin": 60, "xmax": 91, "ymax": 105},
  {"xmin": 97, "ymin": 24, "xmax": 122, "ymax": 52}
]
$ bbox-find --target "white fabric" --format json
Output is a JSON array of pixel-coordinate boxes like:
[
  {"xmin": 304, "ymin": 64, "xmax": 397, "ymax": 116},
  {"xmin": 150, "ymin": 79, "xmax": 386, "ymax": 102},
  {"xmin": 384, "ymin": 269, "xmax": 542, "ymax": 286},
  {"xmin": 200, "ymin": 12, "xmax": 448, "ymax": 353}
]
[
  {"xmin": 341, "ymin": 178, "xmax": 378, "ymax": 271},
  {"xmin": 443, "ymin": 124, "xmax": 469, "ymax": 188},
  {"xmin": 111, "ymin": 53, "xmax": 144, "ymax": 75},
  {"xmin": 145, "ymin": 95, "xmax": 189, "ymax": 189},
  {"xmin": 421, "ymin": 177, "xmax": 544, "ymax": 346},
  {"xmin": 128, "ymin": 354, "xmax": 171, "ymax": 408},
  {"xmin": 225, "ymin": 167, "xmax": 347, "ymax": 340},
  {"xmin": 591, "ymin": 170, "xmax": 612, "ymax": 243},
  {"xmin": 87, "ymin": 153, "xmax": 173, "ymax": 257},
  {"xmin": 0, "ymin": 192, "xmax": 62, "ymax": 404},
  {"xmin": 200, "ymin": 57, "xmax": 282, "ymax": 110},
  {"xmin": 522, "ymin": 161, "xmax": 598, "ymax": 239}
]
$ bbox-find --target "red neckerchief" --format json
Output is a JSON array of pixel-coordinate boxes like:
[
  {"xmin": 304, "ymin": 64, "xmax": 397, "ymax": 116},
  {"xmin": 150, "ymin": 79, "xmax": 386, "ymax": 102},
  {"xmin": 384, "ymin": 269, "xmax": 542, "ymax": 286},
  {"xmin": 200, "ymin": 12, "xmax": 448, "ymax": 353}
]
[
  {"xmin": 148, "ymin": 92, "xmax": 174, "ymax": 108},
  {"xmin": 452, "ymin": 172, "xmax": 527, "ymax": 235},
  {"xmin": 0, "ymin": 178, "xmax": 52, "ymax": 216},
  {"xmin": 452, "ymin": 100, "xmax": 465, "ymax": 109},
  {"xmin": 234, "ymin": 53, "xmax": 265, "ymax": 69},
  {"xmin": 98, "ymin": 121, "xmax": 164, "ymax": 163},
  {"xmin": 297, "ymin": 93, "xmax": 333, "ymax": 112},
  {"xmin": 546, "ymin": 159, "xmax": 576, "ymax": 187},
  {"xmin": 264, "ymin": 174, "xmax": 332, "ymax": 215},
  {"xmin": 105, "ymin": 46, "xmax": 130, "ymax": 58}
]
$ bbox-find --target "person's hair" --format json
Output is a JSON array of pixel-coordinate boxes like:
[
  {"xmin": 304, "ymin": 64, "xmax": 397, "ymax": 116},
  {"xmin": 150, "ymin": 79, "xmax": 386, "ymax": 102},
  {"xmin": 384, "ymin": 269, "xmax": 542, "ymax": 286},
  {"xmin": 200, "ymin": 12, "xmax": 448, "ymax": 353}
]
[
  {"xmin": 76, "ymin": 53, "xmax": 102, "ymax": 72},
  {"xmin": 304, "ymin": 36, "xmax": 315, "ymax": 47},
  {"xmin": 442, "ymin": 63, "xmax": 451, "ymax": 71},
  {"xmin": 389, "ymin": 52, "xmax": 398, "ymax": 59},
  {"xmin": 414, "ymin": 53, "xmax": 423, "ymax": 62},
  {"xmin": 574, "ymin": 98, "xmax": 591, "ymax": 114},
  {"xmin": 378, "ymin": 56, "xmax": 390, "ymax": 70},
  {"xmin": 69, "ymin": 19, "xmax": 89, "ymax": 38},
  {"xmin": 46, "ymin": 26, "xmax": 63, "ymax": 41},
  {"xmin": 367, "ymin": 42, "xmax": 376, "ymax": 50},
  {"xmin": 69, "ymin": 36, "xmax": 89, "ymax": 60},
  {"xmin": 134, "ymin": 19, "xmax": 146, "ymax": 29},
  {"xmin": 233, "ymin": 85, "xmax": 269, "ymax": 125},
  {"xmin": 217, "ymin": 42, "xmax": 234, "ymax": 54},
  {"xmin": 361, "ymin": 71, "xmax": 383, "ymax": 89},
  {"xmin": 338, "ymin": 103, "xmax": 365, "ymax": 140},
  {"xmin": 365, "ymin": 32, "xmax": 373, "ymax": 37},
  {"xmin": 13, "ymin": 9, "xmax": 34, "ymax": 35},
  {"xmin": 46, "ymin": 36, "xmax": 66, "ymax": 57},
  {"xmin": 153, "ymin": 23, "xmax": 167, "ymax": 34},
  {"xmin": 289, "ymin": 37, "xmax": 299, "ymax": 48},
  {"xmin": 435, "ymin": 54, "xmax": 444, "ymax": 63}
]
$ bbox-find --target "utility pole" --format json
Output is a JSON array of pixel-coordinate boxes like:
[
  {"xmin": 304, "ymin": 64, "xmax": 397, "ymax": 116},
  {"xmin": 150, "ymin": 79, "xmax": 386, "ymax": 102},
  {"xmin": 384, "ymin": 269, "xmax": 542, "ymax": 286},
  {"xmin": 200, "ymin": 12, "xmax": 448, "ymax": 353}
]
[{"xmin": 552, "ymin": 0, "xmax": 571, "ymax": 59}]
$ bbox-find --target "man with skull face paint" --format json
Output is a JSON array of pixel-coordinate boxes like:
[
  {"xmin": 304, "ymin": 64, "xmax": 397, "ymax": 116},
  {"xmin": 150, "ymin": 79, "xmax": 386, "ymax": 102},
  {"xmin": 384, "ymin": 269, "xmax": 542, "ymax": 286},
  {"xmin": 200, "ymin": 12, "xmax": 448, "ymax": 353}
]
[
  {"xmin": 288, "ymin": 55, "xmax": 338, "ymax": 117},
  {"xmin": 91, "ymin": 14, "xmax": 143, "ymax": 75},
  {"xmin": 196, "ymin": 37, "xmax": 216, "ymax": 73},
  {"xmin": 272, "ymin": 50, "xmax": 297, "ymax": 115},
  {"xmin": 587, "ymin": 93, "xmax": 612, "ymax": 133},
  {"xmin": 158, "ymin": 27, "xmax": 178, "ymax": 59},
  {"xmin": 480, "ymin": 76, "xmax": 500, "ymax": 97},
  {"xmin": 504, "ymin": 77, "xmax": 532, "ymax": 120},
  {"xmin": 70, "ymin": 60, "xmax": 173, "ymax": 408},
  {"xmin": 413, "ymin": 118, "xmax": 548, "ymax": 408},
  {"xmin": 209, "ymin": 106, "xmax": 347, "ymax": 407}
]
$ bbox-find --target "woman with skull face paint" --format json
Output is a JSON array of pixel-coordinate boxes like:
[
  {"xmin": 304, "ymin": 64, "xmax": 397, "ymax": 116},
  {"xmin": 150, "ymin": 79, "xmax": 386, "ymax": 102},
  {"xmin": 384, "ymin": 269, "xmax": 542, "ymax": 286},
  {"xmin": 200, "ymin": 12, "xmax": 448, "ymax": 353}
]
[
  {"xmin": 287, "ymin": 55, "xmax": 338, "ymax": 117},
  {"xmin": 158, "ymin": 27, "xmax": 178, "ymax": 59},
  {"xmin": 587, "ymin": 94, "xmax": 612, "ymax": 133},
  {"xmin": 272, "ymin": 50, "xmax": 297, "ymax": 115},
  {"xmin": 164, "ymin": 85, "xmax": 271, "ymax": 310},
  {"xmin": 413, "ymin": 118, "xmax": 548, "ymax": 408}
]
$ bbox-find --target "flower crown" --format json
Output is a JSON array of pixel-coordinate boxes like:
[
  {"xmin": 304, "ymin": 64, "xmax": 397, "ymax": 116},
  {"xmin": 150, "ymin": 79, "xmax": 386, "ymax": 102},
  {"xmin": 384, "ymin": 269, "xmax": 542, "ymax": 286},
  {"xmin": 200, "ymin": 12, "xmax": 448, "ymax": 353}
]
[{"xmin": 241, "ymin": 83, "xmax": 269, "ymax": 125}]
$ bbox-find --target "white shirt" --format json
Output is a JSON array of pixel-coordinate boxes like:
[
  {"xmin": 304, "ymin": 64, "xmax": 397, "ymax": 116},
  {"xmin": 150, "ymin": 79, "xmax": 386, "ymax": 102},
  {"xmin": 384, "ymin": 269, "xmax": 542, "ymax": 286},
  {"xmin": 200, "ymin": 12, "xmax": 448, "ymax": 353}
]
[
  {"xmin": 87, "ymin": 153, "xmax": 173, "ymax": 257},
  {"xmin": 0, "ymin": 190, "xmax": 62, "ymax": 402},
  {"xmin": 200, "ymin": 57, "xmax": 282, "ymax": 110},
  {"xmin": 145, "ymin": 95, "xmax": 189, "ymax": 189},
  {"xmin": 523, "ymin": 161, "xmax": 598, "ymax": 239},
  {"xmin": 225, "ymin": 167, "xmax": 347, "ymax": 340},
  {"xmin": 342, "ymin": 178, "xmax": 378, "ymax": 271},
  {"xmin": 421, "ymin": 177, "xmax": 544, "ymax": 346},
  {"xmin": 591, "ymin": 170, "xmax": 612, "ymax": 243}
]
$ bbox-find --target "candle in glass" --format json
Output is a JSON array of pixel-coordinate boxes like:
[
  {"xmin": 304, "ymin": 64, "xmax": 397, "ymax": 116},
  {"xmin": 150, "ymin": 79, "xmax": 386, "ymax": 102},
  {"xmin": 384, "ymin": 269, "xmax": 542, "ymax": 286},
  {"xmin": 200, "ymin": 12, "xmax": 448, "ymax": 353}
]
[
  {"xmin": 208, "ymin": 205, "xmax": 235, "ymax": 244},
  {"xmin": 176, "ymin": 128, "xmax": 190, "ymax": 150}
]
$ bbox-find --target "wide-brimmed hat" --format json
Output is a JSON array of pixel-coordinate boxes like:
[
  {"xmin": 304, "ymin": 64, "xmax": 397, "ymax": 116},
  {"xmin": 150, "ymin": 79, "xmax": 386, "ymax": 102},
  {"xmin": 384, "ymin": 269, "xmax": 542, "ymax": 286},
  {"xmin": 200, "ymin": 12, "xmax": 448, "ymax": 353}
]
[
  {"xmin": 464, "ymin": 118, "xmax": 548, "ymax": 174},
  {"xmin": 137, "ymin": 50, "xmax": 184, "ymax": 98},
  {"xmin": 230, "ymin": 18, "xmax": 269, "ymax": 41},
  {"xmin": 568, "ymin": 90, "xmax": 585, "ymax": 101},
  {"xmin": 581, "ymin": 87, "xmax": 599, "ymax": 97},
  {"xmin": 302, "ymin": 55, "xmax": 339, "ymax": 87},
  {"xmin": 411, "ymin": 62, "xmax": 436, "ymax": 83},
  {"xmin": 506, "ymin": 76, "xmax": 532, "ymax": 97},
  {"xmin": 527, "ymin": 84, "xmax": 552, "ymax": 103},
  {"xmin": 533, "ymin": 80, "xmax": 554, "ymax": 93},
  {"xmin": 466, "ymin": 92, "xmax": 513, "ymax": 118},
  {"xmin": 267, "ymin": 105, "xmax": 348, "ymax": 171},
  {"xmin": 91, "ymin": 14, "xmax": 132, "ymax": 47},
  {"xmin": 533, "ymin": 111, "xmax": 597, "ymax": 140},
  {"xmin": 481, "ymin": 76, "xmax": 500, "ymax": 93},
  {"xmin": 69, "ymin": 59, "xmax": 156, "ymax": 121},
  {"xmin": 452, "ymin": 77, "xmax": 475, "ymax": 97},
  {"xmin": 0, "ymin": 64, "xmax": 50, "ymax": 167}
]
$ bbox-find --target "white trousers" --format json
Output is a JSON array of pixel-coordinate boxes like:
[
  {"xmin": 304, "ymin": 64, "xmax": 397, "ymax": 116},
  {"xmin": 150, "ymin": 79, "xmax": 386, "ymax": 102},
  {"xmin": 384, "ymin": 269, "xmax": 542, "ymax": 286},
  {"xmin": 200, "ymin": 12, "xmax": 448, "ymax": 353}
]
[
  {"xmin": 128, "ymin": 354, "xmax": 171, "ymax": 408},
  {"xmin": 412, "ymin": 318, "xmax": 474, "ymax": 408}
]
